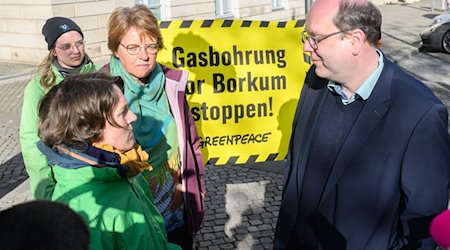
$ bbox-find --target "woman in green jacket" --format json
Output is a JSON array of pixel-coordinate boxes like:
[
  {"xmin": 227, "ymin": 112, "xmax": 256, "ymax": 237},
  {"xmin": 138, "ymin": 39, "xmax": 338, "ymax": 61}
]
[
  {"xmin": 37, "ymin": 73, "xmax": 180, "ymax": 250},
  {"xmin": 19, "ymin": 17, "xmax": 98, "ymax": 199}
]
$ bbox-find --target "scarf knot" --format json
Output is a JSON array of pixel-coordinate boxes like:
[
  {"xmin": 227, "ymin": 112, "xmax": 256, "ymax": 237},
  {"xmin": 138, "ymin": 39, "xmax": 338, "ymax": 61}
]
[{"xmin": 92, "ymin": 143, "xmax": 152, "ymax": 178}]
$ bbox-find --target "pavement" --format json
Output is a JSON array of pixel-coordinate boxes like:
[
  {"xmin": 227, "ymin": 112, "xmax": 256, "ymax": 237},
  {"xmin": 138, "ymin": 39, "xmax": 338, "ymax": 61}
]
[
  {"xmin": 0, "ymin": 0, "xmax": 449, "ymax": 249},
  {"xmin": 0, "ymin": 67, "xmax": 34, "ymax": 203}
]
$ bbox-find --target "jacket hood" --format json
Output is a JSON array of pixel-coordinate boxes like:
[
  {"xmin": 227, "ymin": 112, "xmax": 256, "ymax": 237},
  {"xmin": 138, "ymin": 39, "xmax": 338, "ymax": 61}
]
[{"xmin": 37, "ymin": 141, "xmax": 129, "ymax": 177}]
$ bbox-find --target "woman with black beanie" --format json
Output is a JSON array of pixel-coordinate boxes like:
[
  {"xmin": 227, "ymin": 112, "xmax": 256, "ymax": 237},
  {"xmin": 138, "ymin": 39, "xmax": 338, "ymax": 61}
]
[{"xmin": 19, "ymin": 16, "xmax": 99, "ymax": 200}]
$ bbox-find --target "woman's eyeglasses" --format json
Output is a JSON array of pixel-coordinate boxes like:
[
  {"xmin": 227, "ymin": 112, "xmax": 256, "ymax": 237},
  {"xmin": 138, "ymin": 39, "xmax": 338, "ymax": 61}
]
[
  {"xmin": 120, "ymin": 43, "xmax": 159, "ymax": 55},
  {"xmin": 55, "ymin": 40, "xmax": 85, "ymax": 53}
]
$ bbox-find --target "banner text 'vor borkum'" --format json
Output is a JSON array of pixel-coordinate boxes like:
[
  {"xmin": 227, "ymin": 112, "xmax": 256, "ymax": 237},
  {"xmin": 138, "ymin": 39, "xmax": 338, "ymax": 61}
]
[{"xmin": 158, "ymin": 19, "xmax": 310, "ymax": 165}]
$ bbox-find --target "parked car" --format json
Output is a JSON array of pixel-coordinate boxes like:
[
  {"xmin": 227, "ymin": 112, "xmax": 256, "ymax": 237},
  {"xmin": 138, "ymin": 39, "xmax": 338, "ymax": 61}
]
[{"xmin": 420, "ymin": 12, "xmax": 450, "ymax": 53}]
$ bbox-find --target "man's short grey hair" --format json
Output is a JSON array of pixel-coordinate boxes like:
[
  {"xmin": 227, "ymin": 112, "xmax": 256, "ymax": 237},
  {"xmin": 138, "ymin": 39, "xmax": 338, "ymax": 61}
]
[{"xmin": 334, "ymin": 0, "xmax": 382, "ymax": 47}]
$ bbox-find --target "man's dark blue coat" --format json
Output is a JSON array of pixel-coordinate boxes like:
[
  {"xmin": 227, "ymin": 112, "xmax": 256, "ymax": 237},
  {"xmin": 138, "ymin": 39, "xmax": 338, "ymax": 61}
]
[{"xmin": 274, "ymin": 56, "xmax": 450, "ymax": 250}]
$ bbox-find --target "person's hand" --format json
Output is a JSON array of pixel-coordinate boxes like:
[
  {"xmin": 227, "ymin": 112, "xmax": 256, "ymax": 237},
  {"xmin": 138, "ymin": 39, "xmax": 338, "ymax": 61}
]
[{"xmin": 201, "ymin": 191, "xmax": 206, "ymax": 201}]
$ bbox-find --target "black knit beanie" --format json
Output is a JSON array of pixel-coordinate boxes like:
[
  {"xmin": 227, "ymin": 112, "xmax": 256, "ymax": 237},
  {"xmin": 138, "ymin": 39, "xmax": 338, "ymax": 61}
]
[{"xmin": 42, "ymin": 17, "xmax": 84, "ymax": 50}]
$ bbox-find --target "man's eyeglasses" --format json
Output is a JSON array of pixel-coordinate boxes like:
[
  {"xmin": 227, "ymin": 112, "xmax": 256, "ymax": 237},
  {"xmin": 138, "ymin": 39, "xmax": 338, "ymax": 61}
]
[
  {"xmin": 55, "ymin": 40, "xmax": 85, "ymax": 53},
  {"xmin": 301, "ymin": 30, "xmax": 349, "ymax": 50},
  {"xmin": 120, "ymin": 43, "xmax": 159, "ymax": 55}
]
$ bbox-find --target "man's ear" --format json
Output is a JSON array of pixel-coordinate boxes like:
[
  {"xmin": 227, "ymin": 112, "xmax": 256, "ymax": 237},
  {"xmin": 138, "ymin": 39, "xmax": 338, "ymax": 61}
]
[{"xmin": 349, "ymin": 28, "xmax": 366, "ymax": 55}]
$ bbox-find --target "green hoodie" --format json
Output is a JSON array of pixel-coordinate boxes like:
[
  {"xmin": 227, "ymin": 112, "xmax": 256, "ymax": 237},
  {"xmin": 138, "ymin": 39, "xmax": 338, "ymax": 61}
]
[
  {"xmin": 19, "ymin": 63, "xmax": 98, "ymax": 199},
  {"xmin": 37, "ymin": 142, "xmax": 180, "ymax": 250},
  {"xmin": 53, "ymin": 168, "xmax": 180, "ymax": 249}
]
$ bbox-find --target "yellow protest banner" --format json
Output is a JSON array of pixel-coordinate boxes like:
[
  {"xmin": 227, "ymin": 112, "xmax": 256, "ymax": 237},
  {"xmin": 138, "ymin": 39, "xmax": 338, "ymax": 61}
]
[{"xmin": 158, "ymin": 19, "xmax": 310, "ymax": 165}]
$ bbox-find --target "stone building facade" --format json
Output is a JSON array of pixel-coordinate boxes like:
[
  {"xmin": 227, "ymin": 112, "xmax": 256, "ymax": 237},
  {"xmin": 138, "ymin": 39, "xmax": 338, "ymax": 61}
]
[
  {"xmin": 0, "ymin": 0, "xmax": 306, "ymax": 65},
  {"xmin": 2, "ymin": 0, "xmax": 421, "ymax": 65}
]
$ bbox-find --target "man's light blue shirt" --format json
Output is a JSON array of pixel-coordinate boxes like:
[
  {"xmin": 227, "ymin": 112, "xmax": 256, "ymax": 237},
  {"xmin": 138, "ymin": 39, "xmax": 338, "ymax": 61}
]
[{"xmin": 328, "ymin": 49, "xmax": 384, "ymax": 105}]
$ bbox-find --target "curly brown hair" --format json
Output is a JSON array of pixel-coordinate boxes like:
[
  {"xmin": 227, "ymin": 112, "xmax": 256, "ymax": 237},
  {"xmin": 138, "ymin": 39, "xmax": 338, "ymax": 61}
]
[{"xmin": 38, "ymin": 73, "xmax": 125, "ymax": 148}]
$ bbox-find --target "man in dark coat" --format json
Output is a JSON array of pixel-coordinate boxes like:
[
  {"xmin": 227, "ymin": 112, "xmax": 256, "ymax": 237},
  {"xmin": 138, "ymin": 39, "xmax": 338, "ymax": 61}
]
[{"xmin": 274, "ymin": 0, "xmax": 450, "ymax": 249}]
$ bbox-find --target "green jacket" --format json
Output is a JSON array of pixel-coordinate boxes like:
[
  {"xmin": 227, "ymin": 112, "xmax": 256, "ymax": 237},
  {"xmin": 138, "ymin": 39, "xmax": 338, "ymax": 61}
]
[
  {"xmin": 19, "ymin": 63, "xmax": 98, "ymax": 199},
  {"xmin": 37, "ymin": 142, "xmax": 181, "ymax": 250}
]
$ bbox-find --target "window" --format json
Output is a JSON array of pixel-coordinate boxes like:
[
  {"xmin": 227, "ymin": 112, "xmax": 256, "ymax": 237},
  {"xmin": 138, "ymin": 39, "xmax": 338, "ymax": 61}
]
[
  {"xmin": 215, "ymin": 0, "xmax": 233, "ymax": 17},
  {"xmin": 135, "ymin": 0, "xmax": 163, "ymax": 20},
  {"xmin": 272, "ymin": 0, "xmax": 283, "ymax": 9}
]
